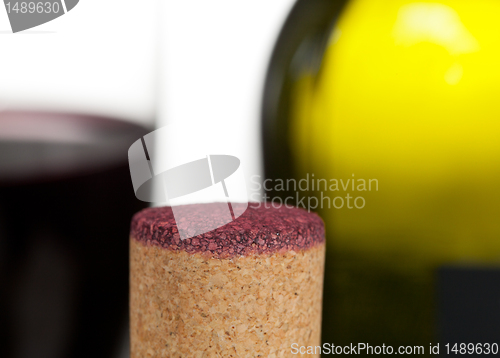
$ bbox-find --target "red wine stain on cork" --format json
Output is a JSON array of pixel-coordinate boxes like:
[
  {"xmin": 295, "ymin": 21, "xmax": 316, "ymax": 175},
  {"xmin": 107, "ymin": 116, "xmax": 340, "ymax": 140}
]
[{"xmin": 130, "ymin": 203, "xmax": 325, "ymax": 258}]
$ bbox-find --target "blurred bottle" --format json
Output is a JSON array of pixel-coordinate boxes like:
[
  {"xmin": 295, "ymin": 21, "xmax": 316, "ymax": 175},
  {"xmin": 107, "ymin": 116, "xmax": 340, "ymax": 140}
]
[{"xmin": 263, "ymin": 0, "xmax": 500, "ymax": 353}]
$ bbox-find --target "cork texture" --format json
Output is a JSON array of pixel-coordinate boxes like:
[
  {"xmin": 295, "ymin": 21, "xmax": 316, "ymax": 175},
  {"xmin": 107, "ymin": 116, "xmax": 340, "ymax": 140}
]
[
  {"xmin": 130, "ymin": 203, "xmax": 325, "ymax": 258},
  {"xmin": 130, "ymin": 238, "xmax": 325, "ymax": 358}
]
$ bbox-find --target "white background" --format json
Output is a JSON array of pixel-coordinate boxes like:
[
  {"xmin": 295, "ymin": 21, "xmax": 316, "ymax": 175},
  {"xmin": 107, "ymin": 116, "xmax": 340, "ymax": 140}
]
[
  {"xmin": 0, "ymin": 0, "xmax": 295, "ymax": 200},
  {"xmin": 0, "ymin": 0, "xmax": 159, "ymax": 124}
]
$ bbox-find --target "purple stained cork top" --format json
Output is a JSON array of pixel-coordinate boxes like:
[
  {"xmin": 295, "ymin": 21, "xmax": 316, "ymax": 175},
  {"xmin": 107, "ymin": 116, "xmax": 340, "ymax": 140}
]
[{"xmin": 130, "ymin": 203, "xmax": 325, "ymax": 258}]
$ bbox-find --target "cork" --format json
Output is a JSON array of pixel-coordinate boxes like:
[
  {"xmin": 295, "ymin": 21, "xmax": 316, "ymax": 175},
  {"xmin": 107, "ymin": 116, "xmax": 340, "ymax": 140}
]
[{"xmin": 130, "ymin": 203, "xmax": 325, "ymax": 357}]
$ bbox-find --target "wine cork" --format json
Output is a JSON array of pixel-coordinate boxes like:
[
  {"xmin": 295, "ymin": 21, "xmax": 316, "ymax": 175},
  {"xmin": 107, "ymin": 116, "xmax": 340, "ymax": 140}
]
[{"xmin": 130, "ymin": 203, "xmax": 325, "ymax": 357}]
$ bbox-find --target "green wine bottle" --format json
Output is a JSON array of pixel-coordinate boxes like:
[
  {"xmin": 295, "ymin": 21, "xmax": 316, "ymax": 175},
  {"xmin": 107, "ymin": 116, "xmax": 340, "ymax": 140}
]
[{"xmin": 263, "ymin": 0, "xmax": 500, "ymax": 354}]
